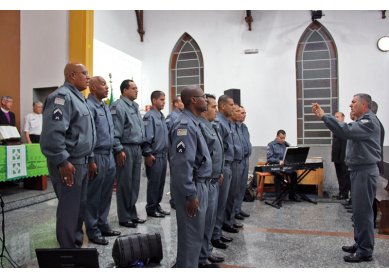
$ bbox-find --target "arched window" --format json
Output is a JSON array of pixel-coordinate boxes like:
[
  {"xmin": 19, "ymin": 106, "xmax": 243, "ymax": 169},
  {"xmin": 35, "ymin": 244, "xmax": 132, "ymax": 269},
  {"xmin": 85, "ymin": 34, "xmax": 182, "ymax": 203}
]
[
  {"xmin": 169, "ymin": 33, "xmax": 204, "ymax": 110},
  {"xmin": 296, "ymin": 21, "xmax": 338, "ymax": 145}
]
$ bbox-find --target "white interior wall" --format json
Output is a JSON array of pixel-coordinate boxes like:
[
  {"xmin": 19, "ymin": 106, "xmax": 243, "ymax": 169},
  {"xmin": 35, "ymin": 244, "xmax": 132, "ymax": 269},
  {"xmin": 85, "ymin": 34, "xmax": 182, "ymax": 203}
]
[
  {"xmin": 21, "ymin": 10, "xmax": 388, "ymax": 147},
  {"xmin": 20, "ymin": 11, "xmax": 69, "ymax": 140}
]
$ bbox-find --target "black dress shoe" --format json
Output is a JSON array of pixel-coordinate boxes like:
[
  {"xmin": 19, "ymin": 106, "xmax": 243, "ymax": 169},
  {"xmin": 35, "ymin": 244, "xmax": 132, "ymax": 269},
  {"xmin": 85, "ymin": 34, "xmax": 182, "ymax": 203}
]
[
  {"xmin": 222, "ymin": 224, "xmax": 239, "ymax": 233},
  {"xmin": 240, "ymin": 211, "xmax": 250, "ymax": 217},
  {"xmin": 119, "ymin": 221, "xmax": 138, "ymax": 228},
  {"xmin": 198, "ymin": 261, "xmax": 219, "ymax": 268},
  {"xmin": 157, "ymin": 207, "xmax": 170, "ymax": 216},
  {"xmin": 345, "ymin": 205, "xmax": 353, "ymax": 210},
  {"xmin": 101, "ymin": 230, "xmax": 121, "ymax": 236},
  {"xmin": 211, "ymin": 239, "xmax": 228, "ymax": 249},
  {"xmin": 233, "ymin": 222, "xmax": 243, "ymax": 229},
  {"xmin": 147, "ymin": 211, "xmax": 165, "ymax": 218},
  {"xmin": 347, "ymin": 209, "xmax": 353, "ymax": 213},
  {"xmin": 234, "ymin": 214, "xmax": 244, "ymax": 220},
  {"xmin": 89, "ymin": 236, "xmax": 108, "ymax": 245},
  {"xmin": 220, "ymin": 235, "xmax": 233, "ymax": 243},
  {"xmin": 344, "ymin": 253, "xmax": 372, "ymax": 263},
  {"xmin": 342, "ymin": 244, "xmax": 358, "ymax": 254},
  {"xmin": 208, "ymin": 254, "xmax": 224, "ymax": 263},
  {"xmin": 335, "ymin": 195, "xmax": 348, "ymax": 200},
  {"xmin": 132, "ymin": 218, "xmax": 147, "ymax": 224}
]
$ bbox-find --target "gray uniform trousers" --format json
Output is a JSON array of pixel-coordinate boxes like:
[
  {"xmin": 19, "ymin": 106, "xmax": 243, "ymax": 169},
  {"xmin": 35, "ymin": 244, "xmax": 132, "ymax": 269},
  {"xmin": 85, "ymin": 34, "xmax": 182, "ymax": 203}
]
[
  {"xmin": 85, "ymin": 152, "xmax": 116, "ymax": 239},
  {"xmin": 351, "ymin": 165, "xmax": 379, "ymax": 256},
  {"xmin": 48, "ymin": 160, "xmax": 88, "ymax": 248},
  {"xmin": 212, "ymin": 163, "xmax": 232, "ymax": 240},
  {"xmin": 145, "ymin": 155, "xmax": 167, "ymax": 213},
  {"xmin": 224, "ymin": 160, "xmax": 243, "ymax": 227},
  {"xmin": 116, "ymin": 144, "xmax": 142, "ymax": 222},
  {"xmin": 199, "ymin": 179, "xmax": 219, "ymax": 263},
  {"xmin": 235, "ymin": 157, "xmax": 249, "ymax": 214},
  {"xmin": 175, "ymin": 179, "xmax": 208, "ymax": 268}
]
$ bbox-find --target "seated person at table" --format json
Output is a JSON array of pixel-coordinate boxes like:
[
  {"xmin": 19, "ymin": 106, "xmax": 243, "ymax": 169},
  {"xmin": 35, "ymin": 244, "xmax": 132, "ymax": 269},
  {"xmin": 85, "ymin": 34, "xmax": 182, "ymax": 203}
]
[{"xmin": 266, "ymin": 129, "xmax": 300, "ymax": 204}]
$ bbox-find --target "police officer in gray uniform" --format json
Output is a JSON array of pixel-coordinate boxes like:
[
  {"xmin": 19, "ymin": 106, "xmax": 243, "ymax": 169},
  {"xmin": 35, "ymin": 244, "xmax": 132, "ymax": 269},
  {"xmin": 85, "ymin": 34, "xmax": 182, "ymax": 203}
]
[
  {"xmin": 223, "ymin": 103, "xmax": 244, "ymax": 231},
  {"xmin": 198, "ymin": 94, "xmax": 225, "ymax": 267},
  {"xmin": 234, "ymin": 105, "xmax": 252, "ymax": 219},
  {"xmin": 211, "ymin": 95, "xmax": 235, "ymax": 249},
  {"xmin": 169, "ymin": 86, "xmax": 211, "ymax": 268},
  {"xmin": 111, "ymin": 79, "xmax": 146, "ymax": 228},
  {"xmin": 312, "ymin": 93, "xmax": 381, "ymax": 263},
  {"xmin": 40, "ymin": 63, "xmax": 96, "ymax": 248},
  {"xmin": 143, "ymin": 90, "xmax": 170, "ymax": 217},
  {"xmin": 85, "ymin": 76, "xmax": 121, "ymax": 246},
  {"xmin": 166, "ymin": 95, "xmax": 184, "ymax": 209}
]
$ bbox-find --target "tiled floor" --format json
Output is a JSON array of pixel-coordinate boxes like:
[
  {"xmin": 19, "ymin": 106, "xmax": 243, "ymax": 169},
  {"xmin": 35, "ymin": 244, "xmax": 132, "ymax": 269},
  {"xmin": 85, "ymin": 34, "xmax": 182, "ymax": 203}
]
[{"xmin": 1, "ymin": 174, "xmax": 389, "ymax": 268}]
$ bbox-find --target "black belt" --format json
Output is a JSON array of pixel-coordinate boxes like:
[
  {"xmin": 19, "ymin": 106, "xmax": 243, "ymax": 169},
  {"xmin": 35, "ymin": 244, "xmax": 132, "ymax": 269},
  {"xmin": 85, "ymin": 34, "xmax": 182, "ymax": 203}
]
[
  {"xmin": 68, "ymin": 156, "xmax": 89, "ymax": 164},
  {"xmin": 153, "ymin": 152, "xmax": 167, "ymax": 158},
  {"xmin": 94, "ymin": 149, "xmax": 112, "ymax": 155}
]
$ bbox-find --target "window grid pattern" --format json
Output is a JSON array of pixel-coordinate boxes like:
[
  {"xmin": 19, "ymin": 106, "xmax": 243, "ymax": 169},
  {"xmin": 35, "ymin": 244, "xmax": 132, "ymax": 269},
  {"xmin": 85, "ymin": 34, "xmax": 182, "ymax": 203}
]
[
  {"xmin": 169, "ymin": 33, "xmax": 204, "ymax": 110},
  {"xmin": 296, "ymin": 21, "xmax": 338, "ymax": 146}
]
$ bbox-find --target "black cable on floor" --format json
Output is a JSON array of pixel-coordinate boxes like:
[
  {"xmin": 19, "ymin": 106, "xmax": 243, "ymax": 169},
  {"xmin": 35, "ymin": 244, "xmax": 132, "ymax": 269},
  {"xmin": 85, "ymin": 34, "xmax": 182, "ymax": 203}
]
[{"xmin": 0, "ymin": 194, "xmax": 20, "ymax": 268}]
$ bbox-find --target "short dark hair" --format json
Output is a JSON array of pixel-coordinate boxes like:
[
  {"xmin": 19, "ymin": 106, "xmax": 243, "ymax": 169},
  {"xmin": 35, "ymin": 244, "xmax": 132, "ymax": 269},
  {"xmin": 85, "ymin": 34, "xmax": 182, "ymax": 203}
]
[
  {"xmin": 120, "ymin": 79, "xmax": 134, "ymax": 94},
  {"xmin": 172, "ymin": 96, "xmax": 182, "ymax": 105},
  {"xmin": 218, "ymin": 95, "xmax": 232, "ymax": 107},
  {"xmin": 354, "ymin": 93, "xmax": 372, "ymax": 109},
  {"xmin": 150, "ymin": 90, "xmax": 165, "ymax": 102},
  {"xmin": 371, "ymin": 101, "xmax": 378, "ymax": 114},
  {"xmin": 277, "ymin": 129, "xmax": 286, "ymax": 136},
  {"xmin": 205, "ymin": 93, "xmax": 216, "ymax": 101},
  {"xmin": 181, "ymin": 86, "xmax": 200, "ymax": 107}
]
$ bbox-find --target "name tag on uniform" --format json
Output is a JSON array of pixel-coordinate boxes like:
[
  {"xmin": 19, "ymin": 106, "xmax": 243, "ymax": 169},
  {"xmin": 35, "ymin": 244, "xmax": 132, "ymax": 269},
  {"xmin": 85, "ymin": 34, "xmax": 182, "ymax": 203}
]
[
  {"xmin": 177, "ymin": 129, "xmax": 187, "ymax": 136},
  {"xmin": 54, "ymin": 97, "xmax": 65, "ymax": 106},
  {"xmin": 360, "ymin": 119, "xmax": 369, "ymax": 124}
]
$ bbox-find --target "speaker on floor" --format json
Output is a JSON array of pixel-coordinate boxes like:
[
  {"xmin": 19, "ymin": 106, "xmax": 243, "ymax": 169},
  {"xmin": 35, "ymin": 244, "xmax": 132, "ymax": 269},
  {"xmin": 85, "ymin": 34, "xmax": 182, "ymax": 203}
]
[
  {"xmin": 35, "ymin": 248, "xmax": 99, "ymax": 268},
  {"xmin": 112, "ymin": 233, "xmax": 163, "ymax": 267},
  {"xmin": 224, "ymin": 88, "xmax": 241, "ymax": 106}
]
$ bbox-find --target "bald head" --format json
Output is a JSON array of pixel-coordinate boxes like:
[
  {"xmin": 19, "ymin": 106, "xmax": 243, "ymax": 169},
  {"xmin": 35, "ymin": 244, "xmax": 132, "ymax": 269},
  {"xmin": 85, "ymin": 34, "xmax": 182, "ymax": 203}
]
[
  {"xmin": 63, "ymin": 62, "xmax": 90, "ymax": 91},
  {"xmin": 180, "ymin": 86, "xmax": 207, "ymax": 115},
  {"xmin": 181, "ymin": 86, "xmax": 202, "ymax": 107},
  {"xmin": 89, "ymin": 76, "xmax": 108, "ymax": 101}
]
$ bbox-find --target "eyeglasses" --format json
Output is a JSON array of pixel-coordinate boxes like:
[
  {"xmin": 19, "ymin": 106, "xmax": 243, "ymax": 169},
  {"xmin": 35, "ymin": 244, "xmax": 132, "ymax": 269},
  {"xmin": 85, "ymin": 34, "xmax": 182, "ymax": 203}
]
[{"xmin": 193, "ymin": 94, "xmax": 206, "ymax": 99}]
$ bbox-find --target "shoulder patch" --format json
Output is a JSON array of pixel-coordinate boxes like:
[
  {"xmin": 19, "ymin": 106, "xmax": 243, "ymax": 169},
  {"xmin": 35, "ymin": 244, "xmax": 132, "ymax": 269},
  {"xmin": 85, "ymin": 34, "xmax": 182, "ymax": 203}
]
[
  {"xmin": 177, "ymin": 128, "xmax": 188, "ymax": 136},
  {"xmin": 176, "ymin": 141, "xmax": 186, "ymax": 153},
  {"xmin": 54, "ymin": 97, "xmax": 65, "ymax": 106},
  {"xmin": 52, "ymin": 108, "xmax": 63, "ymax": 121}
]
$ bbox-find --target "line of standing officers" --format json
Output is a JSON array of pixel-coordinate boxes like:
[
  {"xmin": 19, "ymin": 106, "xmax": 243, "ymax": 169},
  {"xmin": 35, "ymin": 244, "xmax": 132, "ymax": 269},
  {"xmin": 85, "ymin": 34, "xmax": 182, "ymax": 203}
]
[{"xmin": 40, "ymin": 63, "xmax": 252, "ymax": 268}]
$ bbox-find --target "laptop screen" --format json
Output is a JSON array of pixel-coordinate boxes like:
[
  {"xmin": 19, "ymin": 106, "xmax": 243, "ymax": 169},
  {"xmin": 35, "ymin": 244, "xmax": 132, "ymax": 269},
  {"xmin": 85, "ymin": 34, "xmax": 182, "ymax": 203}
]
[
  {"xmin": 282, "ymin": 147, "xmax": 310, "ymax": 165},
  {"xmin": 35, "ymin": 248, "xmax": 99, "ymax": 268}
]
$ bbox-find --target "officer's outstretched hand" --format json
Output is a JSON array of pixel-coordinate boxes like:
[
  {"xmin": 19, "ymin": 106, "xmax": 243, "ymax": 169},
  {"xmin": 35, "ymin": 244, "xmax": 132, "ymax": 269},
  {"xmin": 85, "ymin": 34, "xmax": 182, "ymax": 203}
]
[
  {"xmin": 186, "ymin": 198, "xmax": 199, "ymax": 217},
  {"xmin": 59, "ymin": 162, "xmax": 76, "ymax": 187},
  {"xmin": 218, "ymin": 174, "xmax": 224, "ymax": 186},
  {"xmin": 311, "ymin": 103, "xmax": 325, "ymax": 119},
  {"xmin": 116, "ymin": 151, "xmax": 126, "ymax": 167}
]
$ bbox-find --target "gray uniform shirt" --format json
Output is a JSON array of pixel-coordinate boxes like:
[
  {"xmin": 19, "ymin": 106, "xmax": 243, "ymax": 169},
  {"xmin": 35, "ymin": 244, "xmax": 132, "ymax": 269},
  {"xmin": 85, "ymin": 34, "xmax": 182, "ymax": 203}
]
[
  {"xmin": 41, "ymin": 82, "xmax": 96, "ymax": 166},
  {"xmin": 166, "ymin": 108, "xmax": 182, "ymax": 132},
  {"xmin": 241, "ymin": 123, "xmax": 252, "ymax": 158},
  {"xmin": 87, "ymin": 94, "xmax": 114, "ymax": 156},
  {"xmin": 231, "ymin": 122, "xmax": 244, "ymax": 161},
  {"xmin": 111, "ymin": 95, "xmax": 145, "ymax": 153},
  {"xmin": 322, "ymin": 110, "xmax": 381, "ymax": 169},
  {"xmin": 169, "ymin": 109, "xmax": 212, "ymax": 200},
  {"xmin": 199, "ymin": 117, "xmax": 224, "ymax": 179},
  {"xmin": 142, "ymin": 107, "xmax": 169, "ymax": 156},
  {"xmin": 266, "ymin": 140, "xmax": 291, "ymax": 164},
  {"xmin": 215, "ymin": 112, "xmax": 234, "ymax": 163}
]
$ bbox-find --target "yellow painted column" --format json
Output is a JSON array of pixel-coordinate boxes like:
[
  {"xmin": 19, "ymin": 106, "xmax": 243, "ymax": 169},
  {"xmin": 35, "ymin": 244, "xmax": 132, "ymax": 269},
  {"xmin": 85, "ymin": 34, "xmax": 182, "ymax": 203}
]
[{"xmin": 69, "ymin": 10, "xmax": 94, "ymax": 96}]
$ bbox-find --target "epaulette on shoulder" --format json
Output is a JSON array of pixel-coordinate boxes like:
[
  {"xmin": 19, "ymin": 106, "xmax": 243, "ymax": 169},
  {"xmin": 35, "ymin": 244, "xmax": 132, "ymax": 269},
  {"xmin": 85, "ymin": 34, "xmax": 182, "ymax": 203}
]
[
  {"xmin": 143, "ymin": 112, "xmax": 150, "ymax": 120},
  {"xmin": 179, "ymin": 118, "xmax": 189, "ymax": 125}
]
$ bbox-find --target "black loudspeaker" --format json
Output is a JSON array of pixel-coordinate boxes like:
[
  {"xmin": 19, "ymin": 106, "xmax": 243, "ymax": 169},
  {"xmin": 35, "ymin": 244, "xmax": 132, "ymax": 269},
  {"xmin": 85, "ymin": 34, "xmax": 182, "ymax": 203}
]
[
  {"xmin": 112, "ymin": 233, "xmax": 163, "ymax": 267},
  {"xmin": 224, "ymin": 88, "xmax": 241, "ymax": 106},
  {"xmin": 35, "ymin": 248, "xmax": 99, "ymax": 268}
]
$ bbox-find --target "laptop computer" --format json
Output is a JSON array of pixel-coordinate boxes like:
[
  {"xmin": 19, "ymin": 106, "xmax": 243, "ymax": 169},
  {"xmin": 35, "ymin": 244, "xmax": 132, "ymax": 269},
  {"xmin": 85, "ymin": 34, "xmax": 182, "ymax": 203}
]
[
  {"xmin": 282, "ymin": 146, "xmax": 310, "ymax": 165},
  {"xmin": 35, "ymin": 248, "xmax": 99, "ymax": 268}
]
